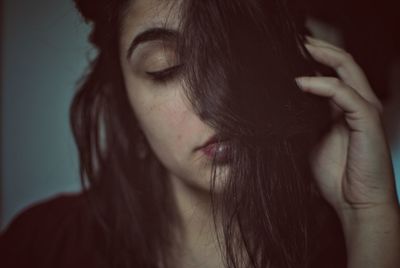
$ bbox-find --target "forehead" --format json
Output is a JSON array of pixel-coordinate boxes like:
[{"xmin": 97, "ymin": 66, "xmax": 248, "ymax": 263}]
[{"xmin": 120, "ymin": 0, "xmax": 180, "ymax": 37}]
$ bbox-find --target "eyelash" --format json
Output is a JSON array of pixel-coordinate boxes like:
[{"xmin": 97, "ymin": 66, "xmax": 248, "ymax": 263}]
[{"xmin": 146, "ymin": 64, "xmax": 183, "ymax": 82}]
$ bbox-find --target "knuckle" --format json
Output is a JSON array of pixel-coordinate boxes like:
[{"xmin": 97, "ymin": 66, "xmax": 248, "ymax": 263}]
[
  {"xmin": 327, "ymin": 77, "xmax": 343, "ymax": 87},
  {"xmin": 336, "ymin": 51, "xmax": 356, "ymax": 67},
  {"xmin": 374, "ymin": 101, "xmax": 384, "ymax": 115},
  {"xmin": 342, "ymin": 51, "xmax": 354, "ymax": 62},
  {"xmin": 335, "ymin": 46, "xmax": 347, "ymax": 53}
]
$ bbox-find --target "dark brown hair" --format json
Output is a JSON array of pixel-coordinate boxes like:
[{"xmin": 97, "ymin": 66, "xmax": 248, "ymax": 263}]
[{"xmin": 72, "ymin": 0, "xmax": 347, "ymax": 267}]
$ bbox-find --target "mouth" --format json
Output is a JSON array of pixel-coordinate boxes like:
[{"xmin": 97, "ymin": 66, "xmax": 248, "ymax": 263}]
[
  {"xmin": 197, "ymin": 135, "xmax": 230, "ymax": 163},
  {"xmin": 200, "ymin": 134, "xmax": 225, "ymax": 148}
]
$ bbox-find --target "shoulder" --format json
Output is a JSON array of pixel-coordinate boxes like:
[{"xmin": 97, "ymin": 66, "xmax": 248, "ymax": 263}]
[
  {"xmin": 0, "ymin": 192, "xmax": 105, "ymax": 268},
  {"xmin": 3, "ymin": 193, "xmax": 86, "ymax": 228}
]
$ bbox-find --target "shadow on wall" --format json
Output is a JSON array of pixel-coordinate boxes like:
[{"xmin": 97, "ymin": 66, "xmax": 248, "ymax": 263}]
[
  {"xmin": 1, "ymin": 0, "xmax": 4, "ymax": 225},
  {"xmin": 384, "ymin": 61, "xmax": 400, "ymax": 197},
  {"xmin": 385, "ymin": 61, "xmax": 400, "ymax": 148}
]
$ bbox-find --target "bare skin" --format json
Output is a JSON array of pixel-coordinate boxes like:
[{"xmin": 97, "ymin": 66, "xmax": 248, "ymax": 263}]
[
  {"xmin": 296, "ymin": 37, "xmax": 400, "ymax": 267},
  {"xmin": 119, "ymin": 0, "xmax": 400, "ymax": 267},
  {"xmin": 119, "ymin": 1, "xmax": 224, "ymax": 267}
]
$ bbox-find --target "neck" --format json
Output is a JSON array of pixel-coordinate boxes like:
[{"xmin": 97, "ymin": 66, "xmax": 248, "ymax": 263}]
[{"xmin": 169, "ymin": 174, "xmax": 224, "ymax": 268}]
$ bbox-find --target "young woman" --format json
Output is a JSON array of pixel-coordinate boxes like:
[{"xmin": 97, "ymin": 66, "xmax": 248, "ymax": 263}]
[{"xmin": 1, "ymin": 0, "xmax": 399, "ymax": 267}]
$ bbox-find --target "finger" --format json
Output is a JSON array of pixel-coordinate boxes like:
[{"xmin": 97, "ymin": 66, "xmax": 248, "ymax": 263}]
[
  {"xmin": 305, "ymin": 35, "xmax": 345, "ymax": 53},
  {"xmin": 304, "ymin": 41, "xmax": 383, "ymax": 113},
  {"xmin": 295, "ymin": 76, "xmax": 382, "ymax": 132},
  {"xmin": 305, "ymin": 43, "xmax": 369, "ymax": 90}
]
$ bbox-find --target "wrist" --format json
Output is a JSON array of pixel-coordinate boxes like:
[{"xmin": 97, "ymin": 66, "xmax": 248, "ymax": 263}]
[
  {"xmin": 338, "ymin": 204, "xmax": 400, "ymax": 268},
  {"xmin": 338, "ymin": 202, "xmax": 400, "ymax": 230}
]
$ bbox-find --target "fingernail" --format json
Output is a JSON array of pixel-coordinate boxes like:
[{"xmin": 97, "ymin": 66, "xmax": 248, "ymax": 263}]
[
  {"xmin": 295, "ymin": 77, "xmax": 307, "ymax": 90},
  {"xmin": 295, "ymin": 77, "xmax": 303, "ymax": 84}
]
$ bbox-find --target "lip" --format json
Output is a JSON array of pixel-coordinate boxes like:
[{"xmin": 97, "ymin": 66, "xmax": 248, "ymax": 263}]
[
  {"xmin": 197, "ymin": 134, "xmax": 230, "ymax": 163},
  {"xmin": 197, "ymin": 134, "xmax": 225, "ymax": 150}
]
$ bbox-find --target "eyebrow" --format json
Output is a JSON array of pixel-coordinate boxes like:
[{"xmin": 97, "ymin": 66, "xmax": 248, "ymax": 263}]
[{"xmin": 126, "ymin": 27, "xmax": 178, "ymax": 59}]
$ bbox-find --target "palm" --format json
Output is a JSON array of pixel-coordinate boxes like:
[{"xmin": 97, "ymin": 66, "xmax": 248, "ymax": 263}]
[
  {"xmin": 310, "ymin": 115, "xmax": 349, "ymax": 209},
  {"xmin": 311, "ymin": 112, "xmax": 395, "ymax": 210}
]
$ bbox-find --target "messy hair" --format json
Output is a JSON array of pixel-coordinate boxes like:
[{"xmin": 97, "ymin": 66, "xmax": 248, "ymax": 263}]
[{"xmin": 71, "ymin": 0, "xmax": 346, "ymax": 267}]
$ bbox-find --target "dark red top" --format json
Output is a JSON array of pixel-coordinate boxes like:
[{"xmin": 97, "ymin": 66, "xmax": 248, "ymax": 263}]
[
  {"xmin": 0, "ymin": 193, "xmax": 107, "ymax": 268},
  {"xmin": 0, "ymin": 192, "xmax": 347, "ymax": 268}
]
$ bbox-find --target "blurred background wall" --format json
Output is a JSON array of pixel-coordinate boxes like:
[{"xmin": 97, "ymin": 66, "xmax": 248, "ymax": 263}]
[
  {"xmin": 0, "ymin": 0, "xmax": 399, "ymax": 230},
  {"xmin": 0, "ymin": 0, "xmax": 90, "ymax": 229}
]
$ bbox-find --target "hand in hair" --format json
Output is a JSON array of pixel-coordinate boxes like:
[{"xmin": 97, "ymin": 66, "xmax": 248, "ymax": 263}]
[{"xmin": 296, "ymin": 36, "xmax": 400, "ymax": 268}]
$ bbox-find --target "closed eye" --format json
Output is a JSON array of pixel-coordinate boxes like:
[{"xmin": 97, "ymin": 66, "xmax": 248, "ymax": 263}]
[{"xmin": 146, "ymin": 64, "xmax": 183, "ymax": 82}]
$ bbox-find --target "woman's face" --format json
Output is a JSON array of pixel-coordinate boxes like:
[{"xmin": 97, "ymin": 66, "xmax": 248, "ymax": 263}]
[{"xmin": 119, "ymin": 0, "xmax": 228, "ymax": 191}]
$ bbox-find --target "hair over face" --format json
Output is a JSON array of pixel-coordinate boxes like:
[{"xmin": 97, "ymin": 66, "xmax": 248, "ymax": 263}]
[{"xmin": 72, "ymin": 0, "xmax": 347, "ymax": 267}]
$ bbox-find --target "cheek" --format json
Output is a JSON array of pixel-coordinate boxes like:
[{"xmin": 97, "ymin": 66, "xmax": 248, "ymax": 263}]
[{"xmin": 126, "ymin": 85, "xmax": 200, "ymax": 164}]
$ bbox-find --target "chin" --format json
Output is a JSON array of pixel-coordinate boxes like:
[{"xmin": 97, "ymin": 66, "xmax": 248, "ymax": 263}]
[{"xmin": 191, "ymin": 164, "xmax": 230, "ymax": 194}]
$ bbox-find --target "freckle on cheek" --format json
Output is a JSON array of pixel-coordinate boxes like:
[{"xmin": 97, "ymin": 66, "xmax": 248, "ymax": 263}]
[{"xmin": 177, "ymin": 133, "xmax": 183, "ymax": 142}]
